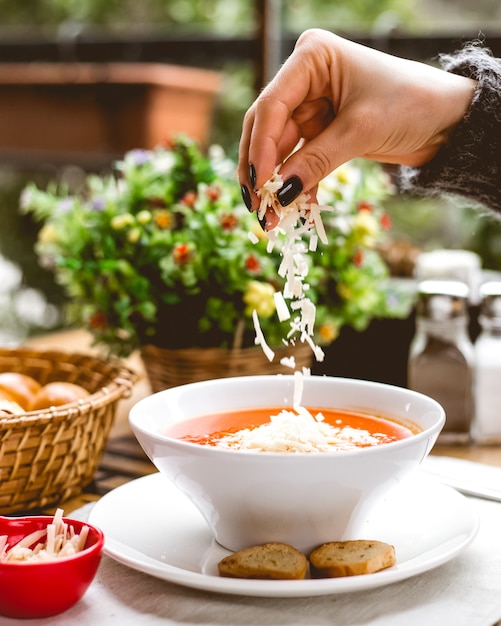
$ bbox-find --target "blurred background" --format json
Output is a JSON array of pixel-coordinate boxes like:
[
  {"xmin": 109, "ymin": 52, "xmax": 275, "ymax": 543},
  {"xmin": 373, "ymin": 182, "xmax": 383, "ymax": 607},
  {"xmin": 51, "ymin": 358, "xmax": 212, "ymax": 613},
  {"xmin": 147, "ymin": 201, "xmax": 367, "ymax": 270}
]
[{"xmin": 1, "ymin": 0, "xmax": 501, "ymax": 348}]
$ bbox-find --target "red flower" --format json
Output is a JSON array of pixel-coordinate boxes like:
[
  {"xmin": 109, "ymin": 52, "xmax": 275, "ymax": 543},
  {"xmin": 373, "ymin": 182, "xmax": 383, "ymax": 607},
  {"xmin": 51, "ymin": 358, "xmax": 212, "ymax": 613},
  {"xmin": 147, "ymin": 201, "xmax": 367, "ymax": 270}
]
[
  {"xmin": 245, "ymin": 254, "xmax": 261, "ymax": 274},
  {"xmin": 220, "ymin": 213, "xmax": 238, "ymax": 231},
  {"xmin": 206, "ymin": 185, "xmax": 221, "ymax": 201},
  {"xmin": 353, "ymin": 249, "xmax": 364, "ymax": 267},
  {"xmin": 357, "ymin": 200, "xmax": 373, "ymax": 212},
  {"xmin": 380, "ymin": 213, "xmax": 392, "ymax": 230},
  {"xmin": 181, "ymin": 191, "xmax": 197, "ymax": 207},
  {"xmin": 89, "ymin": 311, "xmax": 108, "ymax": 329},
  {"xmin": 173, "ymin": 243, "xmax": 191, "ymax": 265}
]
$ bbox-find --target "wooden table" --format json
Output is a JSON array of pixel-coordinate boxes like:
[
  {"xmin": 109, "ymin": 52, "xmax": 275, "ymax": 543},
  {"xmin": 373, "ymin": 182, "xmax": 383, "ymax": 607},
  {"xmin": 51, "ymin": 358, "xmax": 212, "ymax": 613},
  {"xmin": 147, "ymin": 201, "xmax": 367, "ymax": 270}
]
[{"xmin": 22, "ymin": 328, "xmax": 501, "ymax": 515}]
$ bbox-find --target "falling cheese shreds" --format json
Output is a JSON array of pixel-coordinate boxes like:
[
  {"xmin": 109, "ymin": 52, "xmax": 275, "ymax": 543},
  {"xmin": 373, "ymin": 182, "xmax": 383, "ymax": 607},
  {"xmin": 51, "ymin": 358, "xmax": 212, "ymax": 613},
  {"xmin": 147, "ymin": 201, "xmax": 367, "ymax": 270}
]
[
  {"xmin": 302, "ymin": 331, "xmax": 325, "ymax": 362},
  {"xmin": 247, "ymin": 230, "xmax": 260, "ymax": 245},
  {"xmin": 308, "ymin": 202, "xmax": 331, "ymax": 245},
  {"xmin": 280, "ymin": 356, "xmax": 296, "ymax": 369},
  {"xmin": 251, "ymin": 169, "xmax": 329, "ymax": 366},
  {"xmin": 293, "ymin": 370, "xmax": 304, "ymax": 410},
  {"xmin": 273, "ymin": 291, "xmax": 291, "ymax": 322},
  {"xmin": 309, "ymin": 233, "xmax": 318, "ymax": 252},
  {"xmin": 252, "ymin": 309, "xmax": 275, "ymax": 362}
]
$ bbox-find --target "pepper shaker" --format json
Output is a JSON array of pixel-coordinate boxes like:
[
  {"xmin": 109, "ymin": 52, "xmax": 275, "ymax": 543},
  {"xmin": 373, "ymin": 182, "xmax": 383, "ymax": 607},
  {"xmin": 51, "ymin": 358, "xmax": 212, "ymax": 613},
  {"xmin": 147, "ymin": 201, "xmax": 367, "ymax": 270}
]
[
  {"xmin": 408, "ymin": 279, "xmax": 474, "ymax": 444},
  {"xmin": 472, "ymin": 281, "xmax": 501, "ymax": 443}
]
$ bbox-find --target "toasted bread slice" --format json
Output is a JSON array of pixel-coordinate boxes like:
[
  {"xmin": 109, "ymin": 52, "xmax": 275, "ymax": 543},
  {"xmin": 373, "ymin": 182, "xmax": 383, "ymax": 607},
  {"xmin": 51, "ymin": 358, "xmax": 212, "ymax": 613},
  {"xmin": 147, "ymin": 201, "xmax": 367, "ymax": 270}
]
[
  {"xmin": 309, "ymin": 540, "xmax": 396, "ymax": 578},
  {"xmin": 218, "ymin": 542, "xmax": 308, "ymax": 580}
]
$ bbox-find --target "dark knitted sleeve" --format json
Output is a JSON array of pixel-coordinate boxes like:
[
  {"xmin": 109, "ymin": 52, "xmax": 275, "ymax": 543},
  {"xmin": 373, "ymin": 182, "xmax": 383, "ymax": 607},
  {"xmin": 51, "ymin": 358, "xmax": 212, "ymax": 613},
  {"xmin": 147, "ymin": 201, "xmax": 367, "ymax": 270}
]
[{"xmin": 400, "ymin": 42, "xmax": 501, "ymax": 213}]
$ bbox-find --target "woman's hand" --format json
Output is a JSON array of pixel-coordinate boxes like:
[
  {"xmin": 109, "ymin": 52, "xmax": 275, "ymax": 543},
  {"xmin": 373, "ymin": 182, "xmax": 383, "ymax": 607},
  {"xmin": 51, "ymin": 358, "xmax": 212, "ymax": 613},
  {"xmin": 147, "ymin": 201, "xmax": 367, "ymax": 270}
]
[{"xmin": 238, "ymin": 29, "xmax": 476, "ymax": 215}]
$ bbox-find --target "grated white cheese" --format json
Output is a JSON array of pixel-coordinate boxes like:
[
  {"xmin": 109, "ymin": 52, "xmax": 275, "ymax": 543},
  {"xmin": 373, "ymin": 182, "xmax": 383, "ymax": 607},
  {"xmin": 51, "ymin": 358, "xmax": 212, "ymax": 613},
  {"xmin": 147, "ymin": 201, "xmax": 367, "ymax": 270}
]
[
  {"xmin": 273, "ymin": 290, "xmax": 291, "ymax": 322},
  {"xmin": 0, "ymin": 508, "xmax": 89, "ymax": 563},
  {"xmin": 247, "ymin": 230, "xmax": 260, "ymax": 245},
  {"xmin": 293, "ymin": 370, "xmax": 304, "ymax": 410},
  {"xmin": 279, "ymin": 356, "xmax": 296, "ymax": 369},
  {"xmin": 252, "ymin": 169, "xmax": 329, "ymax": 366},
  {"xmin": 215, "ymin": 407, "xmax": 383, "ymax": 453},
  {"xmin": 252, "ymin": 309, "xmax": 275, "ymax": 362},
  {"xmin": 244, "ymin": 171, "xmax": 335, "ymax": 451}
]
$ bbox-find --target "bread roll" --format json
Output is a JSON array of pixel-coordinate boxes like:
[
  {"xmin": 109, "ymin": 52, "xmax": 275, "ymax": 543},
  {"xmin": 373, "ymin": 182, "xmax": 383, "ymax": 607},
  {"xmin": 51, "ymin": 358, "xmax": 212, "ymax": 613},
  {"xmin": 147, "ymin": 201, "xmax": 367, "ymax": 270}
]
[
  {"xmin": 0, "ymin": 372, "xmax": 41, "ymax": 410},
  {"xmin": 309, "ymin": 539, "xmax": 396, "ymax": 578},
  {"xmin": 218, "ymin": 542, "xmax": 308, "ymax": 580},
  {"xmin": 0, "ymin": 399, "xmax": 25, "ymax": 417},
  {"xmin": 28, "ymin": 381, "xmax": 90, "ymax": 411}
]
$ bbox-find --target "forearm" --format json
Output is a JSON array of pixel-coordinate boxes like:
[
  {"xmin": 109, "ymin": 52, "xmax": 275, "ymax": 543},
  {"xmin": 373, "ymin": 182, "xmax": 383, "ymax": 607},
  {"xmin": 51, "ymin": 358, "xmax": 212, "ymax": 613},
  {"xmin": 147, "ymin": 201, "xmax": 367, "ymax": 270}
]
[{"xmin": 400, "ymin": 42, "xmax": 501, "ymax": 212}]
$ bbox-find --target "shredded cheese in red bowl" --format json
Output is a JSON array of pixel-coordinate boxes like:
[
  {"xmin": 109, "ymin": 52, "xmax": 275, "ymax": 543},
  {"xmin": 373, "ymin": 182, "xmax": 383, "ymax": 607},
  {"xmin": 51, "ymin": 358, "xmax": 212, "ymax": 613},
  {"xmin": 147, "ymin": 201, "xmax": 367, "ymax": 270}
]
[
  {"xmin": 0, "ymin": 508, "xmax": 90, "ymax": 563},
  {"xmin": 0, "ymin": 509, "xmax": 104, "ymax": 618}
]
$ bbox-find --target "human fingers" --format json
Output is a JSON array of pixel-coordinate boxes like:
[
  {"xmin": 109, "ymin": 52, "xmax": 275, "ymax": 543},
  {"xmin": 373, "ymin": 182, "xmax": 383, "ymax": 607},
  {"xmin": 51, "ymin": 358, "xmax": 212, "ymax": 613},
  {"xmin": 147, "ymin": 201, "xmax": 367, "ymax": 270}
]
[
  {"xmin": 238, "ymin": 99, "xmax": 303, "ymax": 212},
  {"xmin": 238, "ymin": 105, "xmax": 257, "ymax": 210},
  {"xmin": 274, "ymin": 108, "xmax": 363, "ymax": 208},
  {"xmin": 248, "ymin": 97, "xmax": 303, "ymax": 189},
  {"xmin": 292, "ymin": 98, "xmax": 335, "ymax": 142},
  {"xmin": 239, "ymin": 32, "xmax": 332, "ymax": 191},
  {"xmin": 239, "ymin": 29, "xmax": 346, "ymax": 210}
]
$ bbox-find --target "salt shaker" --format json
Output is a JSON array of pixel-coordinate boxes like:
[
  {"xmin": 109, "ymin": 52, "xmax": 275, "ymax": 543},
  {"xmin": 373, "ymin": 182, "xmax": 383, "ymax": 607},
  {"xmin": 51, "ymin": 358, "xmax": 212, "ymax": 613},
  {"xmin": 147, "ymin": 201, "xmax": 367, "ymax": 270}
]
[
  {"xmin": 408, "ymin": 280, "xmax": 474, "ymax": 444},
  {"xmin": 472, "ymin": 281, "xmax": 501, "ymax": 443}
]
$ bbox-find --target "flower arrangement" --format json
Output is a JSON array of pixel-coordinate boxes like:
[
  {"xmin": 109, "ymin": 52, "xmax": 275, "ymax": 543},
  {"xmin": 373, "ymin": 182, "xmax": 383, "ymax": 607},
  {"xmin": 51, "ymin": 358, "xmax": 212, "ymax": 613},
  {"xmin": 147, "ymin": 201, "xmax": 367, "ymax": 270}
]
[{"xmin": 20, "ymin": 134, "xmax": 409, "ymax": 358}]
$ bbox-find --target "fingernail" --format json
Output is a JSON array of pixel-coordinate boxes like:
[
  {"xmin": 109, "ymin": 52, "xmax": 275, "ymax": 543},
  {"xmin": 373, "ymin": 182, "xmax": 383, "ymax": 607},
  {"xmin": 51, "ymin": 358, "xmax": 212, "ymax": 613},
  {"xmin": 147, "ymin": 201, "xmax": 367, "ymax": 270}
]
[
  {"xmin": 277, "ymin": 176, "xmax": 303, "ymax": 207},
  {"xmin": 257, "ymin": 212, "xmax": 267, "ymax": 232},
  {"xmin": 249, "ymin": 163, "xmax": 257, "ymax": 190},
  {"xmin": 241, "ymin": 184, "xmax": 253, "ymax": 211}
]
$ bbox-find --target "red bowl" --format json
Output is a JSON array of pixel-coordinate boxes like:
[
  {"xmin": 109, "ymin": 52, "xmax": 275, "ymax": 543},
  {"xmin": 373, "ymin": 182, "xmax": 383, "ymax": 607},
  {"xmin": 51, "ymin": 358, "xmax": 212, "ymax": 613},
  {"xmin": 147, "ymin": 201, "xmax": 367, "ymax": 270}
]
[{"xmin": 0, "ymin": 515, "xmax": 104, "ymax": 619}]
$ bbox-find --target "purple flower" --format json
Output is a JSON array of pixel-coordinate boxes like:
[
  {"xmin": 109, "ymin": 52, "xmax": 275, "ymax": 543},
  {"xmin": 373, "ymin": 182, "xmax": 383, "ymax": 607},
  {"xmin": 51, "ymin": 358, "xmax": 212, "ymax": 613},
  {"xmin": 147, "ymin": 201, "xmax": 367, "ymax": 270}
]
[
  {"xmin": 56, "ymin": 198, "xmax": 74, "ymax": 214},
  {"xmin": 91, "ymin": 197, "xmax": 106, "ymax": 212},
  {"xmin": 129, "ymin": 149, "xmax": 151, "ymax": 167}
]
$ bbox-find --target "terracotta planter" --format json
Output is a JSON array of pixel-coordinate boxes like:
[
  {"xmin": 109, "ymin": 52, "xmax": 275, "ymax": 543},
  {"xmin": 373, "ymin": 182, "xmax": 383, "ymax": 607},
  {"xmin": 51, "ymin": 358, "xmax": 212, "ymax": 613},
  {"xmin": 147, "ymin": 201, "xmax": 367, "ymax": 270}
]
[{"xmin": 0, "ymin": 62, "xmax": 221, "ymax": 166}]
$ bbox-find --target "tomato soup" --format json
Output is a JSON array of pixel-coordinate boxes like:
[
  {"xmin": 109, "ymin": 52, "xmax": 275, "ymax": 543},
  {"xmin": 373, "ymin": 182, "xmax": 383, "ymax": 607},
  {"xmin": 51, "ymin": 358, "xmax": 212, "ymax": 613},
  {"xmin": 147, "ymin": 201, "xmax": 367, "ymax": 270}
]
[{"xmin": 162, "ymin": 407, "xmax": 419, "ymax": 453}]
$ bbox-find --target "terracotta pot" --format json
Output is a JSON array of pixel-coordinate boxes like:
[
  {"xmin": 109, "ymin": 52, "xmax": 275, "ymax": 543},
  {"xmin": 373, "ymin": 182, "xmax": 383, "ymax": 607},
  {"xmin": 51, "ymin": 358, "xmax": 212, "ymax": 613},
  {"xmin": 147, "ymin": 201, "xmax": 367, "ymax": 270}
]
[{"xmin": 0, "ymin": 62, "xmax": 221, "ymax": 166}]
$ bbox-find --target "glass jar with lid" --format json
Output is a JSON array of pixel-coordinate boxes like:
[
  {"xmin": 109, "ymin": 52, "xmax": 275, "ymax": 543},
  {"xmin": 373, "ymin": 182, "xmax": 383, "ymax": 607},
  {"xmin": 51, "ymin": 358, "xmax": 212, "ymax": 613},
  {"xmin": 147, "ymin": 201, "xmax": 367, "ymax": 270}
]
[
  {"xmin": 473, "ymin": 281, "xmax": 501, "ymax": 443},
  {"xmin": 408, "ymin": 279, "xmax": 474, "ymax": 444}
]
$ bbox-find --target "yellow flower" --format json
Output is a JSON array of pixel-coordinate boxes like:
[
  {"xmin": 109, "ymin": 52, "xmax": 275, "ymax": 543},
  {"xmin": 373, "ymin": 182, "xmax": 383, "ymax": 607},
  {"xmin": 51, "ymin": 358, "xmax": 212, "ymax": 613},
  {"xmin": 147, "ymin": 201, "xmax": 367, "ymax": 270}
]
[
  {"xmin": 337, "ymin": 283, "xmax": 352, "ymax": 301},
  {"xmin": 334, "ymin": 164, "xmax": 353, "ymax": 185},
  {"xmin": 353, "ymin": 211, "xmax": 379, "ymax": 248},
  {"xmin": 111, "ymin": 213, "xmax": 135, "ymax": 230},
  {"xmin": 317, "ymin": 321, "xmax": 339, "ymax": 343},
  {"xmin": 154, "ymin": 210, "xmax": 172, "ymax": 230},
  {"xmin": 136, "ymin": 210, "xmax": 152, "ymax": 225},
  {"xmin": 243, "ymin": 280, "xmax": 276, "ymax": 318},
  {"xmin": 127, "ymin": 227, "xmax": 141, "ymax": 244},
  {"xmin": 38, "ymin": 224, "xmax": 58, "ymax": 244}
]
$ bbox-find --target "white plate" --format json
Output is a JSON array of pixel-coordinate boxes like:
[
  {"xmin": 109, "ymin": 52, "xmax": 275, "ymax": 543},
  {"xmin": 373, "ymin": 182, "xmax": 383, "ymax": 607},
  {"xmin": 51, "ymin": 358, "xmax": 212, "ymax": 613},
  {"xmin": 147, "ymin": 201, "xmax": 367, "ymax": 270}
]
[{"xmin": 89, "ymin": 471, "xmax": 479, "ymax": 598}]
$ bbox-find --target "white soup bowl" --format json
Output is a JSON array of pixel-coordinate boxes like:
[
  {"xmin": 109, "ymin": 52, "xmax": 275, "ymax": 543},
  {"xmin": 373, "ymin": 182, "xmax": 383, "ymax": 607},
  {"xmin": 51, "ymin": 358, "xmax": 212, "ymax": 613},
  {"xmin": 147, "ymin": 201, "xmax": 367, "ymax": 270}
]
[{"xmin": 129, "ymin": 375, "xmax": 444, "ymax": 553}]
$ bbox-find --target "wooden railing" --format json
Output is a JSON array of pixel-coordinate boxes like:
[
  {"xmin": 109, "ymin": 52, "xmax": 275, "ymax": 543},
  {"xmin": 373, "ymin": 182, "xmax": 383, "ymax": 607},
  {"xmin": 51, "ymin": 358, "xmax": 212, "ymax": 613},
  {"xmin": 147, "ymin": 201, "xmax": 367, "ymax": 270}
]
[{"xmin": 0, "ymin": 30, "xmax": 500, "ymax": 91}]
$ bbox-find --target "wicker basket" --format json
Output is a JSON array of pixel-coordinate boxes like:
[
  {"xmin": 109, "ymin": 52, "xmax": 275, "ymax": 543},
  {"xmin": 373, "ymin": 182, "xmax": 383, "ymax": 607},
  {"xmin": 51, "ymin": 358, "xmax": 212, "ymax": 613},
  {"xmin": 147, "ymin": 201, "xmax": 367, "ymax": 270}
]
[
  {"xmin": 0, "ymin": 347, "xmax": 138, "ymax": 514},
  {"xmin": 140, "ymin": 343, "xmax": 314, "ymax": 393}
]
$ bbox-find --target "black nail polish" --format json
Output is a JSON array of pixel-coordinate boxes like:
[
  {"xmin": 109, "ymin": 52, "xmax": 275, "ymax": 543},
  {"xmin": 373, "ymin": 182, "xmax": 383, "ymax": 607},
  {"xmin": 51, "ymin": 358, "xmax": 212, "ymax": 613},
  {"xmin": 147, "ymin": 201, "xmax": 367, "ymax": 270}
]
[
  {"xmin": 249, "ymin": 163, "xmax": 257, "ymax": 190},
  {"xmin": 241, "ymin": 184, "xmax": 253, "ymax": 212},
  {"xmin": 277, "ymin": 176, "xmax": 303, "ymax": 207},
  {"xmin": 257, "ymin": 212, "xmax": 267, "ymax": 232}
]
